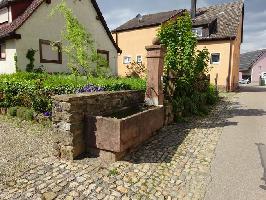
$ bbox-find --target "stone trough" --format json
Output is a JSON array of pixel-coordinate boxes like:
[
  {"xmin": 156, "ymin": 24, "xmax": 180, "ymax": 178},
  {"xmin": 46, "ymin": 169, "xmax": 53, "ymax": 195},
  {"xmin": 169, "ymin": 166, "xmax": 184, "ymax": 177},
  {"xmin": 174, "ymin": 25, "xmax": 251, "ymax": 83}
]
[
  {"xmin": 86, "ymin": 105, "xmax": 164, "ymax": 161},
  {"xmin": 52, "ymin": 91, "xmax": 164, "ymax": 162}
]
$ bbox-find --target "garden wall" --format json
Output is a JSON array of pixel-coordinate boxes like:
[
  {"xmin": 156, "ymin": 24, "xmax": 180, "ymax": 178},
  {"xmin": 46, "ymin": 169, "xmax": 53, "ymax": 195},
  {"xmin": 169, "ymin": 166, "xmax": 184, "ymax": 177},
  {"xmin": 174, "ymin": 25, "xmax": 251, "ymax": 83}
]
[{"xmin": 52, "ymin": 90, "xmax": 160, "ymax": 160}]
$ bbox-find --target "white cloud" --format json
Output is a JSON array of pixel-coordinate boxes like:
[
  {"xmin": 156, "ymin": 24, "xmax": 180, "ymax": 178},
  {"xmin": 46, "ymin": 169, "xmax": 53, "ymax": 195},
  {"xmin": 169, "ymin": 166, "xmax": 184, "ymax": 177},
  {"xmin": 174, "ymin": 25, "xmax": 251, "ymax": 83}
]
[
  {"xmin": 241, "ymin": 29, "xmax": 266, "ymax": 52},
  {"xmin": 104, "ymin": 9, "xmax": 137, "ymax": 30}
]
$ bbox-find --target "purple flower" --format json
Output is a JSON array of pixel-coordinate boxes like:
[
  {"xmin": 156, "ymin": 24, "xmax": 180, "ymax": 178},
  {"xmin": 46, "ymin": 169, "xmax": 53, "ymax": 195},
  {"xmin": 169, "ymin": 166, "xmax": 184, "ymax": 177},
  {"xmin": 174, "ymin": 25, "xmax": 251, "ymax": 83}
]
[
  {"xmin": 43, "ymin": 112, "xmax": 52, "ymax": 117},
  {"xmin": 76, "ymin": 84, "xmax": 104, "ymax": 94}
]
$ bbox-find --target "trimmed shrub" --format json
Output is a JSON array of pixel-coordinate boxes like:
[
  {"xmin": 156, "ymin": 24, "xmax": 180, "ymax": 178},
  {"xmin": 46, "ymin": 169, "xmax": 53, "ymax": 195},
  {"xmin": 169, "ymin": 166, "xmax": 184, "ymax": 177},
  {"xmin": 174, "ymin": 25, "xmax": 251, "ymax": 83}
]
[
  {"xmin": 206, "ymin": 85, "xmax": 219, "ymax": 105},
  {"xmin": 16, "ymin": 107, "xmax": 28, "ymax": 119},
  {"xmin": 24, "ymin": 109, "xmax": 34, "ymax": 121},
  {"xmin": 0, "ymin": 72, "xmax": 146, "ymax": 113},
  {"xmin": 16, "ymin": 107, "xmax": 34, "ymax": 121},
  {"xmin": 7, "ymin": 107, "xmax": 18, "ymax": 117}
]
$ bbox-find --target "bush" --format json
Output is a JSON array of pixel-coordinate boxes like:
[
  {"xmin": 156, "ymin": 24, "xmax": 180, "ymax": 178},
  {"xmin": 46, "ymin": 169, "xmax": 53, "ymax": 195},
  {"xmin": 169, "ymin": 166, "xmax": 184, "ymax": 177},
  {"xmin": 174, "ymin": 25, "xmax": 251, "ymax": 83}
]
[
  {"xmin": 0, "ymin": 72, "xmax": 146, "ymax": 113},
  {"xmin": 16, "ymin": 107, "xmax": 34, "ymax": 121},
  {"xmin": 7, "ymin": 107, "xmax": 18, "ymax": 117},
  {"xmin": 206, "ymin": 85, "xmax": 219, "ymax": 105},
  {"xmin": 157, "ymin": 12, "xmax": 217, "ymax": 118},
  {"xmin": 24, "ymin": 109, "xmax": 34, "ymax": 121},
  {"xmin": 16, "ymin": 107, "xmax": 27, "ymax": 119}
]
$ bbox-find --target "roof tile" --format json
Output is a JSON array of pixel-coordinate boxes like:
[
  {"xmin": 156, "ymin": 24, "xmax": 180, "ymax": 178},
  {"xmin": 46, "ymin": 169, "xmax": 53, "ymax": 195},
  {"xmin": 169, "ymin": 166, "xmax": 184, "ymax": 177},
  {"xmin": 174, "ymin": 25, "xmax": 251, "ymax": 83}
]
[{"xmin": 113, "ymin": 10, "xmax": 183, "ymax": 32}]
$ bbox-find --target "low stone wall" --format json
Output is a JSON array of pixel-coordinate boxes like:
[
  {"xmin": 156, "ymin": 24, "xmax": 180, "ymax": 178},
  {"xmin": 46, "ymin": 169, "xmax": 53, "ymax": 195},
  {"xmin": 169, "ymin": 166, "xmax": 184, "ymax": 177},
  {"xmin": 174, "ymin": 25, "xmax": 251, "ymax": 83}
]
[{"xmin": 52, "ymin": 91, "xmax": 145, "ymax": 160}]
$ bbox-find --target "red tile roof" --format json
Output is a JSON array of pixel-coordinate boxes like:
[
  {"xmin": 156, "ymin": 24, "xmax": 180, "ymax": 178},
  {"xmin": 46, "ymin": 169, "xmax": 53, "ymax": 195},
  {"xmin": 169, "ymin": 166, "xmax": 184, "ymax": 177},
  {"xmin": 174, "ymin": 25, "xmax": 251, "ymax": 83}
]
[
  {"xmin": 112, "ymin": 10, "xmax": 184, "ymax": 33},
  {"xmin": 0, "ymin": 0, "xmax": 43, "ymax": 39}
]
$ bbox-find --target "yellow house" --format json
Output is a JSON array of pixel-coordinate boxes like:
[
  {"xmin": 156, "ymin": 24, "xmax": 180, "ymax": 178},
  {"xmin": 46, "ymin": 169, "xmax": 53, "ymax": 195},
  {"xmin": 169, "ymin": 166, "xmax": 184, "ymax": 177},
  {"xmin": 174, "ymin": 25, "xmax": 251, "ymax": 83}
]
[{"xmin": 112, "ymin": 1, "xmax": 244, "ymax": 91}]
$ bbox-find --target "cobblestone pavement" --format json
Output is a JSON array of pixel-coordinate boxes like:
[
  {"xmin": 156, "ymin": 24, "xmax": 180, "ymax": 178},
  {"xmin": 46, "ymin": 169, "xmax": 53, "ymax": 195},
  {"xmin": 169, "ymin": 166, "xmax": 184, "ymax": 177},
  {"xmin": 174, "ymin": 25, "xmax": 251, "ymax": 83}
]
[{"xmin": 0, "ymin": 97, "xmax": 232, "ymax": 200}]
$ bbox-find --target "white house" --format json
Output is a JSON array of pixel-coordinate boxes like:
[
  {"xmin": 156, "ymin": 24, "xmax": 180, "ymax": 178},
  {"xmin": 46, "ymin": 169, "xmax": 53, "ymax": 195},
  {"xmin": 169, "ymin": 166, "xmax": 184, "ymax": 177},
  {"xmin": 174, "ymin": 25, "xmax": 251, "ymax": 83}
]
[{"xmin": 0, "ymin": 0, "xmax": 121, "ymax": 74}]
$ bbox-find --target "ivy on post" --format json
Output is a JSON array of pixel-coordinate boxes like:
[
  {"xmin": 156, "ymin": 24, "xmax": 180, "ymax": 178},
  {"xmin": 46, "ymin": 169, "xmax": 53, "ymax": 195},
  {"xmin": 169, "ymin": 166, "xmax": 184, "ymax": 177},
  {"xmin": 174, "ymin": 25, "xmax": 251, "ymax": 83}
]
[{"xmin": 157, "ymin": 12, "xmax": 217, "ymax": 119}]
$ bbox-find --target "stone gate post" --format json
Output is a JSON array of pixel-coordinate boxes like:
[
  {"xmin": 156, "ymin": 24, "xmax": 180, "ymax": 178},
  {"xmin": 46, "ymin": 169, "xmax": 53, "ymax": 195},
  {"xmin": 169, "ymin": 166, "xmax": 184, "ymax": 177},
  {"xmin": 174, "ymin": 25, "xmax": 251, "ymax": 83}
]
[{"xmin": 145, "ymin": 44, "xmax": 165, "ymax": 106}]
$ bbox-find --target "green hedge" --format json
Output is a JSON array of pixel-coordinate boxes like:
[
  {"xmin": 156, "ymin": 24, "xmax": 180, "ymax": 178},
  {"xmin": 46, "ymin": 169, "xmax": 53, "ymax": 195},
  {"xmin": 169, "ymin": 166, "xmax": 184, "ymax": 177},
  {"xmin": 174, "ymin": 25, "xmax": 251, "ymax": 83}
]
[
  {"xmin": 0, "ymin": 72, "xmax": 146, "ymax": 113},
  {"xmin": 7, "ymin": 106, "xmax": 34, "ymax": 121}
]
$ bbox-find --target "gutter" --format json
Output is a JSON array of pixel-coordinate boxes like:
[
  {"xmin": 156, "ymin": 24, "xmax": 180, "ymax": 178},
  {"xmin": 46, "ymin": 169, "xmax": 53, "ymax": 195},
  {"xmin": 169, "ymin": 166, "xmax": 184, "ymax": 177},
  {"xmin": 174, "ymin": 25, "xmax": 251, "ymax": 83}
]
[
  {"xmin": 0, "ymin": 33, "xmax": 21, "ymax": 42},
  {"xmin": 198, "ymin": 36, "xmax": 236, "ymax": 42}
]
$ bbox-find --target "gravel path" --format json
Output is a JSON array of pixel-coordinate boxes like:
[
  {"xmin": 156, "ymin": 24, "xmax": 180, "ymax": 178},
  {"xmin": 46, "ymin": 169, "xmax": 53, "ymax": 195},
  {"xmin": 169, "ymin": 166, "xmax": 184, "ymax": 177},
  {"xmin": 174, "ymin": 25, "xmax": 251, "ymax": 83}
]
[
  {"xmin": 0, "ymin": 95, "xmax": 232, "ymax": 200},
  {"xmin": 0, "ymin": 116, "xmax": 63, "ymax": 184}
]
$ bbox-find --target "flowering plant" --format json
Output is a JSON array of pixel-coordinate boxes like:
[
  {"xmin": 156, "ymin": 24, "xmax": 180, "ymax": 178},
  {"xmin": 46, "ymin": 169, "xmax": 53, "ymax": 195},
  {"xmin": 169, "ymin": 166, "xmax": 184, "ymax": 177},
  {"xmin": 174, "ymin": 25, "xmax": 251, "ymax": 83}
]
[{"xmin": 76, "ymin": 84, "xmax": 104, "ymax": 93}]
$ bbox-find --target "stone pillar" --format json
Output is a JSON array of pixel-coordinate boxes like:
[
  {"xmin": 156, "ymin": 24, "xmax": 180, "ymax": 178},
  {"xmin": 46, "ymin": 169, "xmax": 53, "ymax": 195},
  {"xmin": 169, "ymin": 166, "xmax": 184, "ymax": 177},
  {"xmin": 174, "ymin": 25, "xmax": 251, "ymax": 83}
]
[
  {"xmin": 145, "ymin": 44, "xmax": 165, "ymax": 106},
  {"xmin": 52, "ymin": 97, "xmax": 86, "ymax": 161}
]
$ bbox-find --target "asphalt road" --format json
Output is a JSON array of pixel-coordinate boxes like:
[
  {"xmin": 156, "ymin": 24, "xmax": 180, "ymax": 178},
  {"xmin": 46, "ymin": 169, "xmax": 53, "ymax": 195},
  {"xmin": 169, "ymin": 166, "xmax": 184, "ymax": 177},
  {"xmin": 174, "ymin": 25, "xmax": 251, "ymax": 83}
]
[{"xmin": 205, "ymin": 85, "xmax": 266, "ymax": 200}]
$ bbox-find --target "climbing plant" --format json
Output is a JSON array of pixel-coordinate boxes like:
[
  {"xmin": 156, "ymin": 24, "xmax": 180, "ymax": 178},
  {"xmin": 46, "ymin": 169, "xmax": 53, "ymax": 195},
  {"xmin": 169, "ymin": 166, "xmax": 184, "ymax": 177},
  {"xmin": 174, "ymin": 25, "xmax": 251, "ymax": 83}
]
[
  {"xmin": 14, "ymin": 53, "xmax": 19, "ymax": 72},
  {"xmin": 26, "ymin": 49, "xmax": 37, "ymax": 72},
  {"xmin": 51, "ymin": 1, "xmax": 109, "ymax": 77},
  {"xmin": 158, "ymin": 12, "xmax": 215, "ymax": 117}
]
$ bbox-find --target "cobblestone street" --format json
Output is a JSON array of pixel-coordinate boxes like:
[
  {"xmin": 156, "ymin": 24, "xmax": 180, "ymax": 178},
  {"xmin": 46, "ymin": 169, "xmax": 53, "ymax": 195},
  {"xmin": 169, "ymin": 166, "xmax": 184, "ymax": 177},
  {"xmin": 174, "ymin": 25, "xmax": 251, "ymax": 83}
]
[{"xmin": 0, "ymin": 96, "xmax": 231, "ymax": 200}]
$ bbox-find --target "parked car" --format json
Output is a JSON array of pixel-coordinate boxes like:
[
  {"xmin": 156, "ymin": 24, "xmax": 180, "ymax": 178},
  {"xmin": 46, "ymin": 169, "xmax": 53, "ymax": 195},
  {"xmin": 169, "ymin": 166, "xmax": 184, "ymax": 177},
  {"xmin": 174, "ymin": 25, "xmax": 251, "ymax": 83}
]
[
  {"xmin": 261, "ymin": 72, "xmax": 266, "ymax": 79},
  {"xmin": 239, "ymin": 79, "xmax": 250, "ymax": 84}
]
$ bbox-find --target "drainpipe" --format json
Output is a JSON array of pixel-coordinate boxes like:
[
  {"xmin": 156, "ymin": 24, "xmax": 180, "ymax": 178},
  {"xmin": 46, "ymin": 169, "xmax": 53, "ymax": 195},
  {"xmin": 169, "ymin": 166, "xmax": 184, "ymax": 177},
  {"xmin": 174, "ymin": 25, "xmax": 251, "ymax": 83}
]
[{"xmin": 227, "ymin": 39, "xmax": 233, "ymax": 92}]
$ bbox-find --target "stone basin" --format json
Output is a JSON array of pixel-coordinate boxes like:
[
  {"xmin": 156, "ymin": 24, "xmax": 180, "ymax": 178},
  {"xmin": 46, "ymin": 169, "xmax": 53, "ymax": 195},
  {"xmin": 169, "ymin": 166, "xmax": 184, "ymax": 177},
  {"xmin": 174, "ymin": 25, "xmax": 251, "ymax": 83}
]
[{"xmin": 85, "ymin": 105, "xmax": 164, "ymax": 160}]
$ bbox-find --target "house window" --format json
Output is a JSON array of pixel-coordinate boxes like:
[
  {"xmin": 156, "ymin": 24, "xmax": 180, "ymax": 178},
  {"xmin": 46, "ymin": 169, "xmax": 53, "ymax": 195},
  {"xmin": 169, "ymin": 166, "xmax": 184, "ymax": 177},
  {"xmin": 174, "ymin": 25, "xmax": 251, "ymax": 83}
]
[
  {"xmin": 97, "ymin": 49, "xmax": 109, "ymax": 65},
  {"xmin": 211, "ymin": 53, "xmax": 220, "ymax": 64},
  {"xmin": 0, "ymin": 43, "xmax": 6, "ymax": 60},
  {"xmin": 136, "ymin": 55, "xmax": 142, "ymax": 64},
  {"xmin": 39, "ymin": 39, "xmax": 62, "ymax": 64},
  {"xmin": 123, "ymin": 56, "xmax": 131, "ymax": 64},
  {"xmin": 192, "ymin": 27, "xmax": 203, "ymax": 37}
]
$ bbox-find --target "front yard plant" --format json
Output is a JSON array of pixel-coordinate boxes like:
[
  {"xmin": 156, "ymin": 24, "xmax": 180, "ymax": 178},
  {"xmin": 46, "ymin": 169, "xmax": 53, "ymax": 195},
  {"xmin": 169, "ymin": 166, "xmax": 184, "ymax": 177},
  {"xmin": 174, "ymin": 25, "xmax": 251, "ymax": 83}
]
[
  {"xmin": 158, "ymin": 12, "xmax": 218, "ymax": 118},
  {"xmin": 0, "ymin": 72, "xmax": 146, "ymax": 116}
]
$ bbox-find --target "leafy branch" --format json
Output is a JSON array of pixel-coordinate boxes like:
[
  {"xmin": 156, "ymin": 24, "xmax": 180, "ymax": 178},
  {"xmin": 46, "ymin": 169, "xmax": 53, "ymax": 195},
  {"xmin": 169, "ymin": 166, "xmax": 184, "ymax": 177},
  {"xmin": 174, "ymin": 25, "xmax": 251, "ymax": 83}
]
[
  {"xmin": 51, "ymin": 0, "xmax": 109, "ymax": 77},
  {"xmin": 158, "ymin": 12, "xmax": 214, "ymax": 117}
]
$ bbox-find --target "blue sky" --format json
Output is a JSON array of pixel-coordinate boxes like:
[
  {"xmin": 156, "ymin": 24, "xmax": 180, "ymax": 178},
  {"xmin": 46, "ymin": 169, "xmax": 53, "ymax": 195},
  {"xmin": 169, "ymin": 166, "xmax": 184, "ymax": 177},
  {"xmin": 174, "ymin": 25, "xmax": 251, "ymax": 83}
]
[{"xmin": 96, "ymin": 0, "xmax": 266, "ymax": 53}]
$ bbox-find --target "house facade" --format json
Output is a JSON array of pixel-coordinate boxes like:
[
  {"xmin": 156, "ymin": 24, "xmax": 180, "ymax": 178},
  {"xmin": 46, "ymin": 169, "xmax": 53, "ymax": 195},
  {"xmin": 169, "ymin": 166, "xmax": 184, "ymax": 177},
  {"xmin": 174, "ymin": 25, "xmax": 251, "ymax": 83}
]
[
  {"xmin": 0, "ymin": 0, "xmax": 120, "ymax": 74},
  {"xmin": 112, "ymin": 1, "xmax": 244, "ymax": 91},
  {"xmin": 239, "ymin": 50, "xmax": 266, "ymax": 83}
]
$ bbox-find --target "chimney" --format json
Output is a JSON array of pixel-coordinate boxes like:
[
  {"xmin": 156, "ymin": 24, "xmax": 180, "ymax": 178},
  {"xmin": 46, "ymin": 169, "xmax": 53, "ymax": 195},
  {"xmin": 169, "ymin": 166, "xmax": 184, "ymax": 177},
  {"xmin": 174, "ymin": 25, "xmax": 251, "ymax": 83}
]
[
  {"xmin": 136, "ymin": 14, "xmax": 143, "ymax": 23},
  {"xmin": 191, "ymin": 0, "xmax": 197, "ymax": 19}
]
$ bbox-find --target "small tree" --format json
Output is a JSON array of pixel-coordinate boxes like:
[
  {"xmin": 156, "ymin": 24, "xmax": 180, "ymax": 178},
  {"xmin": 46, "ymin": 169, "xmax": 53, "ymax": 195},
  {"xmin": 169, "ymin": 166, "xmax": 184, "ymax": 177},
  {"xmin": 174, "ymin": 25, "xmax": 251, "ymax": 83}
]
[
  {"xmin": 51, "ymin": 1, "xmax": 109, "ymax": 77},
  {"xmin": 157, "ymin": 12, "xmax": 211, "ymax": 117}
]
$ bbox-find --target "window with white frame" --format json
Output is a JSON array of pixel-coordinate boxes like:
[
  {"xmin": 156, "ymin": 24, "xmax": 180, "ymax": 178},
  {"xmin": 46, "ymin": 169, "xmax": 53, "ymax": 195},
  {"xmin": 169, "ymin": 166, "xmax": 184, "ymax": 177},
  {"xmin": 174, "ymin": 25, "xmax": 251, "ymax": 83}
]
[
  {"xmin": 136, "ymin": 55, "xmax": 142, "ymax": 64},
  {"xmin": 0, "ymin": 43, "xmax": 6, "ymax": 60},
  {"xmin": 123, "ymin": 56, "xmax": 131, "ymax": 64},
  {"xmin": 211, "ymin": 53, "xmax": 220, "ymax": 64},
  {"xmin": 192, "ymin": 27, "xmax": 203, "ymax": 37}
]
